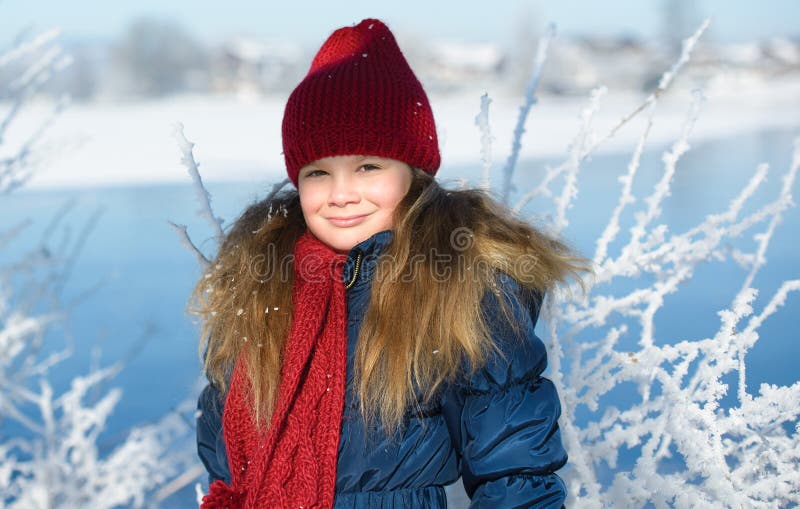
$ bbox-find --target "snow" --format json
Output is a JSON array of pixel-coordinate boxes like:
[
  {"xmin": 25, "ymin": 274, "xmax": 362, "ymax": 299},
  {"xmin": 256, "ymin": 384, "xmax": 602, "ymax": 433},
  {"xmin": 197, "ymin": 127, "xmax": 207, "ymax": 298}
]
[
  {"xmin": 223, "ymin": 36, "xmax": 303, "ymax": 63},
  {"xmin": 4, "ymin": 72, "xmax": 798, "ymax": 191},
  {"xmin": 430, "ymin": 40, "xmax": 504, "ymax": 71},
  {"xmin": 717, "ymin": 41, "xmax": 764, "ymax": 65},
  {"xmin": 764, "ymin": 37, "xmax": 800, "ymax": 65}
]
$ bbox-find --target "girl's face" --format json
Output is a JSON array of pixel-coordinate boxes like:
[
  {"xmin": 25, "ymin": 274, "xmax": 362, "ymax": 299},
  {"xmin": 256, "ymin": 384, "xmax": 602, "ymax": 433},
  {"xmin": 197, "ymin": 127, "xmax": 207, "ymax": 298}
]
[{"xmin": 297, "ymin": 155, "xmax": 413, "ymax": 253}]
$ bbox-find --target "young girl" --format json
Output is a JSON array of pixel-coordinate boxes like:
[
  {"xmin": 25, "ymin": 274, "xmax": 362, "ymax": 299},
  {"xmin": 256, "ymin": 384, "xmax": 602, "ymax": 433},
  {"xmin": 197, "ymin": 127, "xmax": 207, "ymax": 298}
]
[{"xmin": 190, "ymin": 18, "xmax": 588, "ymax": 509}]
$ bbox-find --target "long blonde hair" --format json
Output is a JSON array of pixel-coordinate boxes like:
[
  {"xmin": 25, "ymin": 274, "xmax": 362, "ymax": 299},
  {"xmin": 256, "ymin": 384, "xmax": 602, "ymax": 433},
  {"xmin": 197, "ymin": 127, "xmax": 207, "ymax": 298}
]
[{"xmin": 187, "ymin": 168, "xmax": 590, "ymax": 434}]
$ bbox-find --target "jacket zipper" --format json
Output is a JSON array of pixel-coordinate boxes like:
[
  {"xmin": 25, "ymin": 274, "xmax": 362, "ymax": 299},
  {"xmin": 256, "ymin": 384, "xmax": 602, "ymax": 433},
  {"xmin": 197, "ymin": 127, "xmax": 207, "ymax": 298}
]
[{"xmin": 344, "ymin": 251, "xmax": 362, "ymax": 290}]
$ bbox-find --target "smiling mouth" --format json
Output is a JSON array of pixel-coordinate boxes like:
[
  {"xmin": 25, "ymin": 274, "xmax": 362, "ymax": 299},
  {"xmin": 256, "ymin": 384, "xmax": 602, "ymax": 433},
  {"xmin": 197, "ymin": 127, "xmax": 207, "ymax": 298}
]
[{"xmin": 327, "ymin": 214, "xmax": 369, "ymax": 227}]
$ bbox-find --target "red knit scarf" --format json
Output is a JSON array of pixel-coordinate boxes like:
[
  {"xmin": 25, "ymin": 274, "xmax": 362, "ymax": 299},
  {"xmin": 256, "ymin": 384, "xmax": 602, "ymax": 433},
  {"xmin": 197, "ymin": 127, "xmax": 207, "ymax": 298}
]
[{"xmin": 201, "ymin": 230, "xmax": 349, "ymax": 508}]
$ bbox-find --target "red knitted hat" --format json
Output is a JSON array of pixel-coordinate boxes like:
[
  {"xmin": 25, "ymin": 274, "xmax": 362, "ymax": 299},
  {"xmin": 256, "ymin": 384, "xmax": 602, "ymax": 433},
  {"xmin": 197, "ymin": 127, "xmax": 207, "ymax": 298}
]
[{"xmin": 282, "ymin": 18, "xmax": 441, "ymax": 186}]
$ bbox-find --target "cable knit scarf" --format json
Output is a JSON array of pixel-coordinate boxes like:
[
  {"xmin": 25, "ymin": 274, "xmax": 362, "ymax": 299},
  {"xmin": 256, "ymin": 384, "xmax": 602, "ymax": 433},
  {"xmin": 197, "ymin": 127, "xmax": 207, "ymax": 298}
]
[{"xmin": 201, "ymin": 229, "xmax": 349, "ymax": 508}]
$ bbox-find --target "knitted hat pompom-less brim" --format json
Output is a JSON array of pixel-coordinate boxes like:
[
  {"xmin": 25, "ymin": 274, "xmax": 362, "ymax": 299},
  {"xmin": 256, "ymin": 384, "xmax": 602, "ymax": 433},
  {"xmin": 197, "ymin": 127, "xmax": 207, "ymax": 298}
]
[{"xmin": 281, "ymin": 18, "xmax": 441, "ymax": 186}]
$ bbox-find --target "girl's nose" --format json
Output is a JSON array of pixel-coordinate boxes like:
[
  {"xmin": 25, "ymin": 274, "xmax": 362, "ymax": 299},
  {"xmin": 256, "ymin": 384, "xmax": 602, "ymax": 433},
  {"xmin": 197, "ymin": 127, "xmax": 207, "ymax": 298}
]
[{"xmin": 327, "ymin": 174, "xmax": 360, "ymax": 207}]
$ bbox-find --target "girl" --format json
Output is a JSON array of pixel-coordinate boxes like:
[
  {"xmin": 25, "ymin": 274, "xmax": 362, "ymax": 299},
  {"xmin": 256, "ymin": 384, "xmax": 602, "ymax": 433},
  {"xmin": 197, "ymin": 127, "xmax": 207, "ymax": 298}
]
[{"xmin": 190, "ymin": 18, "xmax": 589, "ymax": 509}]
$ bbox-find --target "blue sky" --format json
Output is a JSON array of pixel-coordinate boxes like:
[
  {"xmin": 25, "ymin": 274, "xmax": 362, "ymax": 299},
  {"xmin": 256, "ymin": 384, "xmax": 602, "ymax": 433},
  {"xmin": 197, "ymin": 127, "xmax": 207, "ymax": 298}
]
[{"xmin": 2, "ymin": 0, "xmax": 798, "ymax": 48}]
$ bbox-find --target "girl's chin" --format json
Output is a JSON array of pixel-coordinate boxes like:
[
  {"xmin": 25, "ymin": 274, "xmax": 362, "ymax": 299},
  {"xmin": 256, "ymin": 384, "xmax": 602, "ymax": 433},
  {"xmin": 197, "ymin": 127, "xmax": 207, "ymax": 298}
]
[
  {"xmin": 312, "ymin": 230, "xmax": 364, "ymax": 254},
  {"xmin": 308, "ymin": 217, "xmax": 391, "ymax": 253}
]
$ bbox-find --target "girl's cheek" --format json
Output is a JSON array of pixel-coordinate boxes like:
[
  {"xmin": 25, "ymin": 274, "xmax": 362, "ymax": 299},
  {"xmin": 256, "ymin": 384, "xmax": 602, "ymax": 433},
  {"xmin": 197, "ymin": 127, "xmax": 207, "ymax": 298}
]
[{"xmin": 299, "ymin": 184, "xmax": 322, "ymax": 206}]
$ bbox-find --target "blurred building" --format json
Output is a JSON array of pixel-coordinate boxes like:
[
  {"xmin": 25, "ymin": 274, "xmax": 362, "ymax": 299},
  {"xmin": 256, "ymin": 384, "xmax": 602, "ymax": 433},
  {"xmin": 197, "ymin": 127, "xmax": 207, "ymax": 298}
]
[{"xmin": 211, "ymin": 37, "xmax": 305, "ymax": 96}]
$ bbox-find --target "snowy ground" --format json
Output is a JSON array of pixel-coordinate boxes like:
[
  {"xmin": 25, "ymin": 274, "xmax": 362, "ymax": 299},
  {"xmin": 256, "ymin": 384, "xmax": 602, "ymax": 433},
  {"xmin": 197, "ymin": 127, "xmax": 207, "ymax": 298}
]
[{"xmin": 2, "ymin": 71, "xmax": 799, "ymax": 190}]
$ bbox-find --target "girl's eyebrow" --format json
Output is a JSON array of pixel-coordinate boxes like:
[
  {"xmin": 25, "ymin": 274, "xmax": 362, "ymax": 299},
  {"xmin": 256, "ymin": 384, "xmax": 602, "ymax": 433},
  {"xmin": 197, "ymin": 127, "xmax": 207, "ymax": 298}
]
[{"xmin": 318, "ymin": 156, "xmax": 377, "ymax": 167}]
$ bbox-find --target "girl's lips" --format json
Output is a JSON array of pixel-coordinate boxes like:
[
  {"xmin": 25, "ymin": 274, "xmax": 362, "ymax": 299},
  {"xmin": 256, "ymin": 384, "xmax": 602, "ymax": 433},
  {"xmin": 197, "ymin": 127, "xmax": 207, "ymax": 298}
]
[{"xmin": 327, "ymin": 214, "xmax": 369, "ymax": 227}]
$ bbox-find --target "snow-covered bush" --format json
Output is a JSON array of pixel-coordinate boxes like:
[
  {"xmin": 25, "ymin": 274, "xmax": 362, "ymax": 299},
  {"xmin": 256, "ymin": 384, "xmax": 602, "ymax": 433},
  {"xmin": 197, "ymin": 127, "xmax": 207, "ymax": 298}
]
[
  {"xmin": 491, "ymin": 21, "xmax": 799, "ymax": 508},
  {"xmin": 1, "ymin": 28, "xmax": 200, "ymax": 509}
]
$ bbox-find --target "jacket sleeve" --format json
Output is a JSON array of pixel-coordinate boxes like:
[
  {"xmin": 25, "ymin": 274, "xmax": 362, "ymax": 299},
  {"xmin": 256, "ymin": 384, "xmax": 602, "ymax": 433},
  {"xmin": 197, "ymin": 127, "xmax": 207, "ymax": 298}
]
[
  {"xmin": 442, "ymin": 273, "xmax": 568, "ymax": 508},
  {"xmin": 196, "ymin": 380, "xmax": 231, "ymax": 486}
]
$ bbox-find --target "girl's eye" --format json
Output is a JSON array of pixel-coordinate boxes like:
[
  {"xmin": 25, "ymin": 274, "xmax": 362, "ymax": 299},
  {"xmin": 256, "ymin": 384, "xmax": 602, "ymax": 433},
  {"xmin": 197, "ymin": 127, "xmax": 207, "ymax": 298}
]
[{"xmin": 303, "ymin": 164, "xmax": 379, "ymax": 178}]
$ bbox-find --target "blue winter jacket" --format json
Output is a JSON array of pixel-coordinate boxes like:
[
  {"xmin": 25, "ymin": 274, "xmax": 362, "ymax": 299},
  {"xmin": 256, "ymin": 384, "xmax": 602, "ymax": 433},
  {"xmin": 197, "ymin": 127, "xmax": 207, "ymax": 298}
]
[{"xmin": 196, "ymin": 229, "xmax": 568, "ymax": 508}]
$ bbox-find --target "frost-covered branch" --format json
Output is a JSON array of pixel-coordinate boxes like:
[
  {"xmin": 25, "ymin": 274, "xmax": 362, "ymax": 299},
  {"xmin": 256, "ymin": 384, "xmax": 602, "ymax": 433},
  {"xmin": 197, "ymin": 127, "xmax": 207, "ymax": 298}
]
[
  {"xmin": 172, "ymin": 122, "xmax": 225, "ymax": 247},
  {"xmin": 169, "ymin": 122, "xmax": 290, "ymax": 268},
  {"xmin": 474, "ymin": 93, "xmax": 494, "ymax": 190},
  {"xmin": 513, "ymin": 18, "xmax": 711, "ymax": 215},
  {"xmin": 604, "ymin": 18, "xmax": 711, "ymax": 142},
  {"xmin": 500, "ymin": 23, "xmax": 555, "ymax": 205},
  {"xmin": 0, "ymin": 30, "xmax": 71, "ymax": 194},
  {"xmin": 168, "ymin": 220, "xmax": 211, "ymax": 268},
  {"xmin": 552, "ymin": 86, "xmax": 606, "ymax": 233},
  {"xmin": 739, "ymin": 137, "xmax": 800, "ymax": 293}
]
